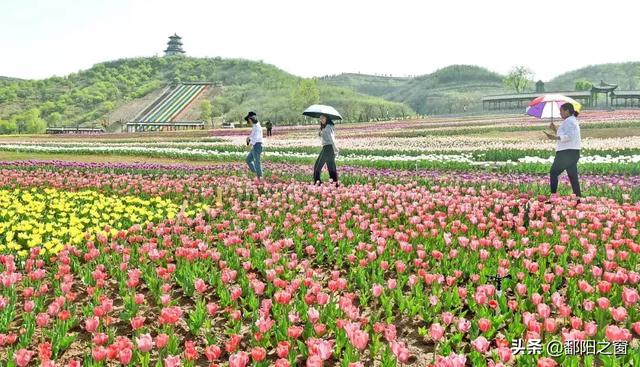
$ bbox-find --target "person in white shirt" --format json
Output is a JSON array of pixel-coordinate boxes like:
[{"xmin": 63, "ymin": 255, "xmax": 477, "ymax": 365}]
[
  {"xmin": 544, "ymin": 102, "xmax": 581, "ymax": 199},
  {"xmin": 244, "ymin": 111, "xmax": 263, "ymax": 180}
]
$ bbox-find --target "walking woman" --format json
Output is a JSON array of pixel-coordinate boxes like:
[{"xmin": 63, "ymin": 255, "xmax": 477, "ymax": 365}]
[
  {"xmin": 313, "ymin": 114, "xmax": 339, "ymax": 186},
  {"xmin": 244, "ymin": 111, "xmax": 263, "ymax": 180},
  {"xmin": 544, "ymin": 102, "xmax": 581, "ymax": 200}
]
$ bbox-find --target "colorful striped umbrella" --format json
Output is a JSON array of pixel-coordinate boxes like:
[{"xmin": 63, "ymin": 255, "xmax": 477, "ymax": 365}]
[{"xmin": 525, "ymin": 94, "xmax": 582, "ymax": 120}]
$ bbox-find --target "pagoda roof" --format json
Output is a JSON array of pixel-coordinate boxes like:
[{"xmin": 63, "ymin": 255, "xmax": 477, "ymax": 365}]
[{"xmin": 591, "ymin": 80, "xmax": 618, "ymax": 92}]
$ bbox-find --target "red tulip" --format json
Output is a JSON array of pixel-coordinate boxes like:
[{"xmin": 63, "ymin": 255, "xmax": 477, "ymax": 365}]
[
  {"xmin": 251, "ymin": 347, "xmax": 266, "ymax": 362},
  {"xmin": 156, "ymin": 334, "xmax": 169, "ymax": 349},
  {"xmin": 204, "ymin": 345, "xmax": 222, "ymax": 361},
  {"xmin": 130, "ymin": 316, "xmax": 145, "ymax": 330}
]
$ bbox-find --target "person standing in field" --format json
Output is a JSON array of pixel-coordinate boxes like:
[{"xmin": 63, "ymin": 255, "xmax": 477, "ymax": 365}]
[
  {"xmin": 313, "ymin": 114, "xmax": 339, "ymax": 186},
  {"xmin": 544, "ymin": 102, "xmax": 582, "ymax": 202},
  {"xmin": 265, "ymin": 120, "xmax": 273, "ymax": 137},
  {"xmin": 244, "ymin": 111, "xmax": 263, "ymax": 180}
]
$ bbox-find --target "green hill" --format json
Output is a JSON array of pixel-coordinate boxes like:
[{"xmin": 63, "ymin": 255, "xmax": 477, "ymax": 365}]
[
  {"xmin": 321, "ymin": 65, "xmax": 508, "ymax": 115},
  {"xmin": 385, "ymin": 65, "xmax": 506, "ymax": 114},
  {"xmin": 317, "ymin": 73, "xmax": 412, "ymax": 97},
  {"xmin": 547, "ymin": 62, "xmax": 640, "ymax": 91},
  {"xmin": 0, "ymin": 57, "xmax": 413, "ymax": 134}
]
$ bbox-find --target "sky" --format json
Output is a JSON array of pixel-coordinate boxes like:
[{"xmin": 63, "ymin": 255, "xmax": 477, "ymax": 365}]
[{"xmin": 2, "ymin": 0, "xmax": 639, "ymax": 81}]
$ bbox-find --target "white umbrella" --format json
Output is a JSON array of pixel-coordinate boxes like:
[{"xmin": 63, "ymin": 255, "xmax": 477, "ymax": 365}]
[{"xmin": 302, "ymin": 104, "xmax": 342, "ymax": 120}]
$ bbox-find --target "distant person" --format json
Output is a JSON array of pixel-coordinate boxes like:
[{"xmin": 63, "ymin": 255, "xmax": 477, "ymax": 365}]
[
  {"xmin": 244, "ymin": 111, "xmax": 263, "ymax": 180},
  {"xmin": 544, "ymin": 102, "xmax": 582, "ymax": 202},
  {"xmin": 265, "ymin": 120, "xmax": 273, "ymax": 137},
  {"xmin": 313, "ymin": 114, "xmax": 339, "ymax": 186}
]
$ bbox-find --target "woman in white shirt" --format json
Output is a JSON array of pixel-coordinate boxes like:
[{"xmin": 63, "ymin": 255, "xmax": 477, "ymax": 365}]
[
  {"xmin": 244, "ymin": 111, "xmax": 263, "ymax": 180},
  {"xmin": 313, "ymin": 114, "xmax": 339, "ymax": 186},
  {"xmin": 544, "ymin": 102, "xmax": 581, "ymax": 199}
]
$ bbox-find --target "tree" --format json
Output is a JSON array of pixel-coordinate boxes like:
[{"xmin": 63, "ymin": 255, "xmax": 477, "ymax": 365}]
[
  {"xmin": 13, "ymin": 108, "xmax": 47, "ymax": 134},
  {"xmin": 48, "ymin": 112, "xmax": 63, "ymax": 126},
  {"xmin": 200, "ymin": 100, "xmax": 213, "ymax": 126},
  {"xmin": 503, "ymin": 66, "xmax": 534, "ymax": 94},
  {"xmin": 575, "ymin": 79, "xmax": 593, "ymax": 91},
  {"xmin": 290, "ymin": 79, "xmax": 320, "ymax": 111},
  {"xmin": 0, "ymin": 119, "xmax": 17, "ymax": 134}
]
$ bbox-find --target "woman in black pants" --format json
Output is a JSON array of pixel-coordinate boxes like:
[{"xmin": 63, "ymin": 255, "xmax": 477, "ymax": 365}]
[
  {"xmin": 544, "ymin": 102, "xmax": 582, "ymax": 201},
  {"xmin": 313, "ymin": 114, "xmax": 339, "ymax": 186}
]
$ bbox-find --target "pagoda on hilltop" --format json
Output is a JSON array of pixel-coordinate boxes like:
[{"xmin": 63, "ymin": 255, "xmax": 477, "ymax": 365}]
[{"xmin": 164, "ymin": 33, "xmax": 185, "ymax": 56}]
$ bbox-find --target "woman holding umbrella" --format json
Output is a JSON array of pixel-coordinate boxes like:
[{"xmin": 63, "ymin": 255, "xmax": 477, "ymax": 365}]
[
  {"xmin": 313, "ymin": 114, "xmax": 339, "ymax": 186},
  {"xmin": 303, "ymin": 105, "xmax": 342, "ymax": 186},
  {"xmin": 543, "ymin": 102, "xmax": 582, "ymax": 200}
]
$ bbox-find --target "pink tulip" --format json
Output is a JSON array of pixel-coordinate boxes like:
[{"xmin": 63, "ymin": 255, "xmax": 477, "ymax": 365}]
[
  {"xmin": 14, "ymin": 349, "xmax": 34, "ymax": 367},
  {"xmin": 276, "ymin": 341, "xmax": 291, "ymax": 358},
  {"xmin": 435, "ymin": 352, "xmax": 466, "ymax": 367},
  {"xmin": 314, "ymin": 323, "xmax": 327, "ymax": 336},
  {"xmin": 584, "ymin": 322, "xmax": 598, "ymax": 336},
  {"xmin": 350, "ymin": 329, "xmax": 369, "ymax": 350},
  {"xmin": 288, "ymin": 326, "xmax": 303, "ymax": 339},
  {"xmin": 387, "ymin": 278, "xmax": 397, "ymax": 290},
  {"xmin": 130, "ymin": 316, "xmax": 145, "ymax": 330},
  {"xmin": 36, "ymin": 313, "xmax": 50, "ymax": 327},
  {"xmin": 372, "ymin": 284, "xmax": 383, "ymax": 297},
  {"xmin": 430, "ymin": 323, "xmax": 445, "ymax": 341},
  {"xmin": 441, "ymin": 312, "xmax": 454, "ymax": 325},
  {"xmin": 471, "ymin": 336, "xmax": 490, "ymax": 353},
  {"xmin": 92, "ymin": 346, "xmax": 108, "ymax": 361},
  {"xmin": 164, "ymin": 355, "xmax": 181, "ymax": 367},
  {"xmin": 537, "ymin": 357, "xmax": 558, "ymax": 367},
  {"xmin": 204, "ymin": 345, "xmax": 222, "ymax": 361},
  {"xmin": 119, "ymin": 348, "xmax": 133, "ymax": 365},
  {"xmin": 308, "ymin": 338, "xmax": 333, "ymax": 360},
  {"xmin": 156, "ymin": 334, "xmax": 169, "ymax": 349},
  {"xmin": 531, "ymin": 293, "xmax": 542, "ymax": 305},
  {"xmin": 306, "ymin": 355, "xmax": 323, "ymax": 367},
  {"xmin": 229, "ymin": 351, "xmax": 250, "ymax": 367},
  {"xmin": 136, "ymin": 334, "xmax": 154, "ymax": 353},
  {"xmin": 384, "ymin": 324, "xmax": 397, "ymax": 342},
  {"xmin": 457, "ymin": 318, "xmax": 471, "ymax": 333},
  {"xmin": 497, "ymin": 346, "xmax": 511, "ymax": 362},
  {"xmin": 596, "ymin": 297, "xmax": 610, "ymax": 310},
  {"xmin": 605, "ymin": 325, "xmax": 632, "ymax": 341},
  {"xmin": 194, "ymin": 278, "xmax": 208, "ymax": 293},
  {"xmin": 390, "ymin": 341, "xmax": 410, "ymax": 363},
  {"xmin": 85, "ymin": 316, "xmax": 99, "ymax": 333},
  {"xmin": 307, "ymin": 307, "xmax": 320, "ymax": 323},
  {"xmin": 544, "ymin": 318, "xmax": 557, "ymax": 333},
  {"xmin": 611, "ymin": 307, "xmax": 627, "ymax": 322},
  {"xmin": 622, "ymin": 287, "xmax": 639, "ymax": 306}
]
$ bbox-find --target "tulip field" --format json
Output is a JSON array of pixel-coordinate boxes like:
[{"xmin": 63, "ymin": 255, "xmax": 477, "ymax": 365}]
[{"xmin": 0, "ymin": 112, "xmax": 639, "ymax": 367}]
